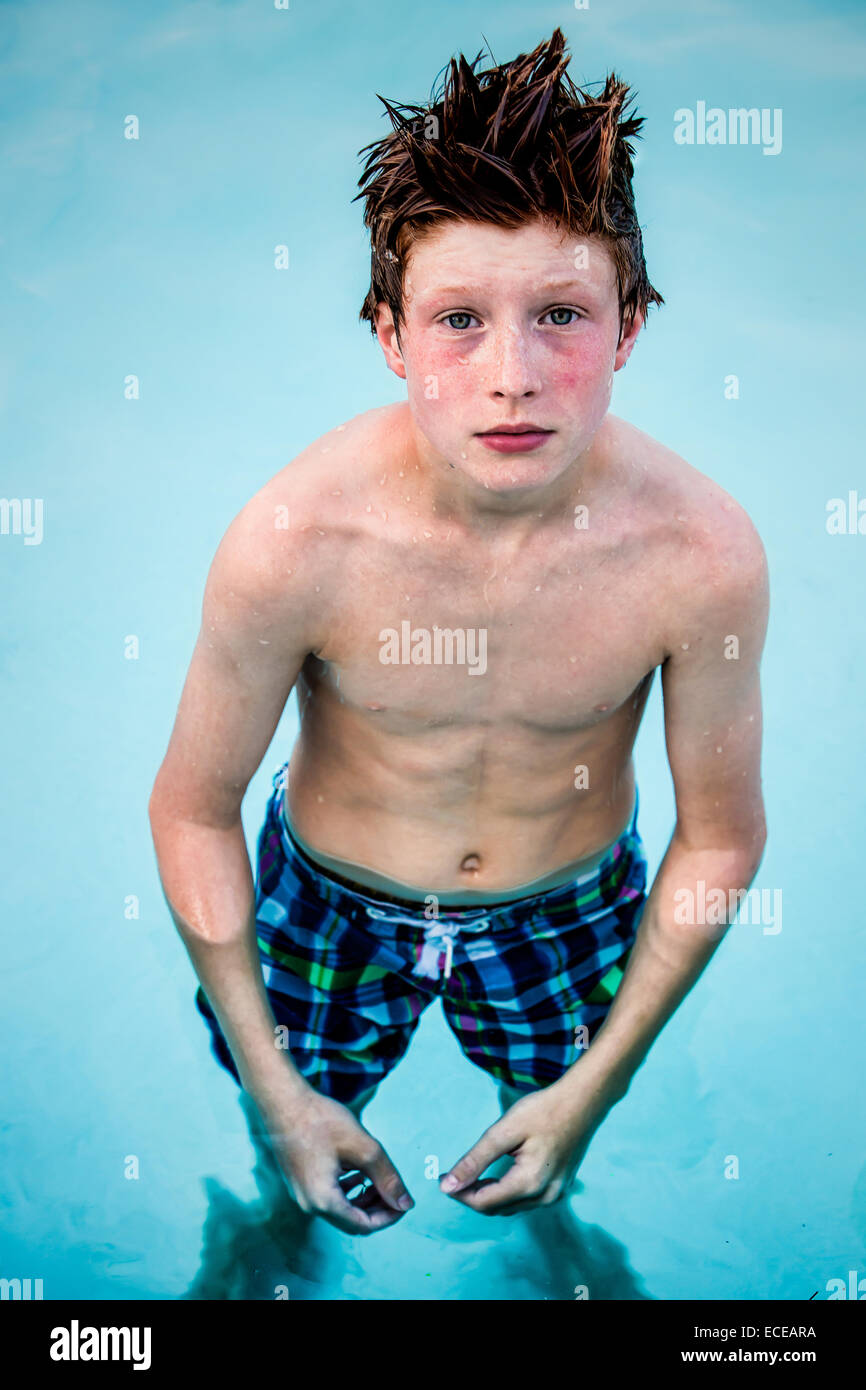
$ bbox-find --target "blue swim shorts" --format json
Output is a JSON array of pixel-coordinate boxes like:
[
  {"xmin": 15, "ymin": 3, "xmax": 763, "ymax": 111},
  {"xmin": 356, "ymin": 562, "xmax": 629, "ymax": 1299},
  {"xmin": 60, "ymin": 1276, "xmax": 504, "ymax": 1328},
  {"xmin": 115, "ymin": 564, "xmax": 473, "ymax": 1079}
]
[{"xmin": 195, "ymin": 761, "xmax": 649, "ymax": 1105}]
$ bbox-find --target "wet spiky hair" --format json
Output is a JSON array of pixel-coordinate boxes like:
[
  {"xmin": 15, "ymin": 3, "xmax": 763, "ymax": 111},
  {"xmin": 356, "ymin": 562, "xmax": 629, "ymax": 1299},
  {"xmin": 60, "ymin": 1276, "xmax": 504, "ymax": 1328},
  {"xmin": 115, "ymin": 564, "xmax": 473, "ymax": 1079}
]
[{"xmin": 355, "ymin": 26, "xmax": 662, "ymax": 341}]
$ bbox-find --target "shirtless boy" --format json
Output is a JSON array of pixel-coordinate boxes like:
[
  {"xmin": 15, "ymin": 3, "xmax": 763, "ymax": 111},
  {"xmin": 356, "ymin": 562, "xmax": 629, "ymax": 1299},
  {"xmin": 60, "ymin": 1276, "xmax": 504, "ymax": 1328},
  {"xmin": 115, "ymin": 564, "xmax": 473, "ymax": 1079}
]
[{"xmin": 149, "ymin": 28, "xmax": 768, "ymax": 1239}]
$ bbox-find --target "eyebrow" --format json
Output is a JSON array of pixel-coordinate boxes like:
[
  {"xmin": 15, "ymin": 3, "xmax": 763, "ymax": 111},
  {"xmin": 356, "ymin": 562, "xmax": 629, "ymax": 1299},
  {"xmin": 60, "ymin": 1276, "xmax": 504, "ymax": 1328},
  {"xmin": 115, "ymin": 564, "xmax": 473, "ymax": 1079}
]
[{"xmin": 424, "ymin": 280, "xmax": 591, "ymax": 300}]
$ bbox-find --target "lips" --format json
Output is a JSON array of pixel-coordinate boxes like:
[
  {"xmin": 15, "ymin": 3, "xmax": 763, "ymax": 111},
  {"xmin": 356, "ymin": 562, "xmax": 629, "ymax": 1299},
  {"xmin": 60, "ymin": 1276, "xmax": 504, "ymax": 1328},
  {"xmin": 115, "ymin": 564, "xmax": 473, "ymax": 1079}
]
[
  {"xmin": 477, "ymin": 424, "xmax": 552, "ymax": 435},
  {"xmin": 475, "ymin": 425, "xmax": 554, "ymax": 454}
]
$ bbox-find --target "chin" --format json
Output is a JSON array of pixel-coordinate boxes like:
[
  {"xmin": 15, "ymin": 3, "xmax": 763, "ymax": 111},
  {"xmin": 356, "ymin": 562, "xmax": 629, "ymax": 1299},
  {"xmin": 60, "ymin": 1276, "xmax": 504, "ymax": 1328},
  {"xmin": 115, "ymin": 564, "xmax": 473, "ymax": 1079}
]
[{"xmin": 462, "ymin": 456, "xmax": 563, "ymax": 492}]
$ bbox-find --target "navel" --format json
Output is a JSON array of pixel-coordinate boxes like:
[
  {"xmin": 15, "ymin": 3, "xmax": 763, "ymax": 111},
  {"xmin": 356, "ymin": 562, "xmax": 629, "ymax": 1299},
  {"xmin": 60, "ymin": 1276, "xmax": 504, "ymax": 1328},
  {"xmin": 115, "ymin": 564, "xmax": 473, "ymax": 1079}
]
[{"xmin": 460, "ymin": 853, "xmax": 482, "ymax": 873}]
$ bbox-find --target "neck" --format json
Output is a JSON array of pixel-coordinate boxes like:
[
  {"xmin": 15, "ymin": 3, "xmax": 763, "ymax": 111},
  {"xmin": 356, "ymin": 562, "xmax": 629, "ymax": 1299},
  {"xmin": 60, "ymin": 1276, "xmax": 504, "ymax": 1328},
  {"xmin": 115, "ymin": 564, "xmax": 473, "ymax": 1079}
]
[{"xmin": 403, "ymin": 409, "xmax": 612, "ymax": 544}]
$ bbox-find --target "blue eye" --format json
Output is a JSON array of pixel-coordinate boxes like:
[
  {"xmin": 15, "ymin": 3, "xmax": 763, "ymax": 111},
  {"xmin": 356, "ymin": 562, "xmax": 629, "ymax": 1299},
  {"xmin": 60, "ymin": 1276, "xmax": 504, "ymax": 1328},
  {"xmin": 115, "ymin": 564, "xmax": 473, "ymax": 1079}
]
[
  {"xmin": 444, "ymin": 312, "xmax": 475, "ymax": 330},
  {"xmin": 546, "ymin": 307, "xmax": 580, "ymax": 326}
]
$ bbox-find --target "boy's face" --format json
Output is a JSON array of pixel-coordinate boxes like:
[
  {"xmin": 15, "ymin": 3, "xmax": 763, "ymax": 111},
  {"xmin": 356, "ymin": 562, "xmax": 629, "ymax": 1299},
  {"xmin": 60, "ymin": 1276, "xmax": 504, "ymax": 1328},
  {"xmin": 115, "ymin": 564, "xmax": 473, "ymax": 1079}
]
[{"xmin": 374, "ymin": 217, "xmax": 642, "ymax": 497}]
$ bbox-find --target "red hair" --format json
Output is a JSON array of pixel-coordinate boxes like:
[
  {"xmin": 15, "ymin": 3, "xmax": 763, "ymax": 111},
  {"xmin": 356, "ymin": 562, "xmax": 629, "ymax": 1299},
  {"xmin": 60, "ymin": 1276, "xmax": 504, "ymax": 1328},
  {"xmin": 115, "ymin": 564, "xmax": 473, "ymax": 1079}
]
[{"xmin": 355, "ymin": 26, "xmax": 663, "ymax": 339}]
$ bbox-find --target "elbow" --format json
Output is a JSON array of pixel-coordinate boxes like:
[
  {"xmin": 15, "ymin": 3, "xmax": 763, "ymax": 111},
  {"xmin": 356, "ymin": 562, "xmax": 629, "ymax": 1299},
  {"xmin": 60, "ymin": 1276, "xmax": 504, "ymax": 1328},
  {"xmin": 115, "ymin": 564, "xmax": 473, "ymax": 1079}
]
[
  {"xmin": 148, "ymin": 765, "xmax": 175, "ymax": 829},
  {"xmin": 673, "ymin": 824, "xmax": 768, "ymax": 881},
  {"xmin": 747, "ymin": 833, "xmax": 768, "ymax": 882}
]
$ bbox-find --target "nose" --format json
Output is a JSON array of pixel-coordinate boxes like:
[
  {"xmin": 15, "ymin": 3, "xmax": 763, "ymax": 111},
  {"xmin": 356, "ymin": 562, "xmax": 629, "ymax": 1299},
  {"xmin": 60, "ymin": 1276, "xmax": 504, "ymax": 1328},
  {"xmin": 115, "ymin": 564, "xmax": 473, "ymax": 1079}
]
[{"xmin": 486, "ymin": 323, "xmax": 543, "ymax": 400}]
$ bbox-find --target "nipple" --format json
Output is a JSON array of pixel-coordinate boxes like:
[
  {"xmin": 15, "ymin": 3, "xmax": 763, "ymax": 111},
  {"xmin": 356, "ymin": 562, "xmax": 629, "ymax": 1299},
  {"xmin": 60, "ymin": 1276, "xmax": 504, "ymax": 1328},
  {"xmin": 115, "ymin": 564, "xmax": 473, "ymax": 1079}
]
[{"xmin": 460, "ymin": 853, "xmax": 482, "ymax": 873}]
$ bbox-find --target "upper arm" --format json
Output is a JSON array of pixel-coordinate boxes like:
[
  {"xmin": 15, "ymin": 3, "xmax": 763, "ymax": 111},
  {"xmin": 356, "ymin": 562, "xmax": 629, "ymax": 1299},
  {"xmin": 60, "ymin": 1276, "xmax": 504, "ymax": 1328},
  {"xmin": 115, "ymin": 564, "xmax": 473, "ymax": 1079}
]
[
  {"xmin": 149, "ymin": 496, "xmax": 327, "ymax": 828},
  {"xmin": 660, "ymin": 506, "xmax": 769, "ymax": 861}
]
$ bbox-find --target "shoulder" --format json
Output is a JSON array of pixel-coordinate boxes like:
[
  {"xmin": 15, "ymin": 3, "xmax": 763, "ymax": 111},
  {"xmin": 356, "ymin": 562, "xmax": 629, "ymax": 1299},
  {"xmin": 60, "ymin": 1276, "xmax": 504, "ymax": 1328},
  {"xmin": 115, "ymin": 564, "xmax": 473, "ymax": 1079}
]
[
  {"xmin": 603, "ymin": 415, "xmax": 769, "ymax": 651},
  {"xmin": 208, "ymin": 402, "xmax": 404, "ymax": 605},
  {"xmin": 607, "ymin": 413, "xmax": 767, "ymax": 571}
]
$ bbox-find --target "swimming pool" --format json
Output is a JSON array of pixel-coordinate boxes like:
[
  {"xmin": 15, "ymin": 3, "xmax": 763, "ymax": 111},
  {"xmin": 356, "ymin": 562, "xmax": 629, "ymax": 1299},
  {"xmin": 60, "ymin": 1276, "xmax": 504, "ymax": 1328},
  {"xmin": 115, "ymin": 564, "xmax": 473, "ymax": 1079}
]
[{"xmin": 2, "ymin": 0, "xmax": 864, "ymax": 1301}]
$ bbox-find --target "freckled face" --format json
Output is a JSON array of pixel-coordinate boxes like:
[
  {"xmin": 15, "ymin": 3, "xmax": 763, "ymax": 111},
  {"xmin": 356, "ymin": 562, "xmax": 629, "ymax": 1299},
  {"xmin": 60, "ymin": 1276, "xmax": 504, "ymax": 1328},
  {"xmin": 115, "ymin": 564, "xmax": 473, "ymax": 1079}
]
[{"xmin": 377, "ymin": 218, "xmax": 638, "ymax": 491}]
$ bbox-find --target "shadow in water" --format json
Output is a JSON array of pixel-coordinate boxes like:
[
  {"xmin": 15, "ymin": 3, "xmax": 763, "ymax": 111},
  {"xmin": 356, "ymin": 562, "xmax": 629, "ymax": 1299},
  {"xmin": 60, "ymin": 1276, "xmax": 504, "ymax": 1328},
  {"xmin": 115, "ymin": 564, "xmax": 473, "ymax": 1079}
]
[
  {"xmin": 182, "ymin": 1087, "xmax": 653, "ymax": 1300},
  {"xmin": 181, "ymin": 1090, "xmax": 363, "ymax": 1300}
]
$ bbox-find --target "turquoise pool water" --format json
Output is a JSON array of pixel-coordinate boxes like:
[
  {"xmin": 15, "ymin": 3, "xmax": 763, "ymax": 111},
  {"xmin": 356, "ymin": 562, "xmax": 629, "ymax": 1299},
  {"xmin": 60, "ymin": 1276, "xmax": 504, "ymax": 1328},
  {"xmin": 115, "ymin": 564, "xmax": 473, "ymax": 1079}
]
[{"xmin": 2, "ymin": 0, "xmax": 865, "ymax": 1299}]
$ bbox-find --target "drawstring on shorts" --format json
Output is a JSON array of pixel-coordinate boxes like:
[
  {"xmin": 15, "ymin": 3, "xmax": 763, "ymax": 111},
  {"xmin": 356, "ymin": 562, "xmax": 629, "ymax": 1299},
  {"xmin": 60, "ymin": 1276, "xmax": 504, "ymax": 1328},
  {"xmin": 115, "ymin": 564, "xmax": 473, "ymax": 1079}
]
[{"xmin": 364, "ymin": 905, "xmax": 492, "ymax": 982}]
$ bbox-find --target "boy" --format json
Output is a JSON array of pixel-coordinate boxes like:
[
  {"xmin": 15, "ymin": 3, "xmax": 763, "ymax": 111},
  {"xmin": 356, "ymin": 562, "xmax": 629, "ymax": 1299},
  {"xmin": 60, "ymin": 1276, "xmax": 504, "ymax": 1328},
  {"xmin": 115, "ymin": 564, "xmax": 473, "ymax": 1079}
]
[{"xmin": 149, "ymin": 27, "xmax": 768, "ymax": 1238}]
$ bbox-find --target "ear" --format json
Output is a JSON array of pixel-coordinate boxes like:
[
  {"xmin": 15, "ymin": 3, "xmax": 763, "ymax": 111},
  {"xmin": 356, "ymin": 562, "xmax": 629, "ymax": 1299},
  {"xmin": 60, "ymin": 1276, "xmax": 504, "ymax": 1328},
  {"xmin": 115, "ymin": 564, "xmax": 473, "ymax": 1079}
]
[
  {"xmin": 614, "ymin": 308, "xmax": 644, "ymax": 371},
  {"xmin": 374, "ymin": 303, "xmax": 407, "ymax": 380}
]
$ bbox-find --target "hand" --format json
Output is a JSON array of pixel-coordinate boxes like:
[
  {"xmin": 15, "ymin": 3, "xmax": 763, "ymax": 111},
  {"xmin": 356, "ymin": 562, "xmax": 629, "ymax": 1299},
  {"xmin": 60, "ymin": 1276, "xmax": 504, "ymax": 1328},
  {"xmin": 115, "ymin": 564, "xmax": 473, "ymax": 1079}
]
[
  {"xmin": 255, "ymin": 1084, "xmax": 414, "ymax": 1235},
  {"xmin": 439, "ymin": 1078, "xmax": 611, "ymax": 1216}
]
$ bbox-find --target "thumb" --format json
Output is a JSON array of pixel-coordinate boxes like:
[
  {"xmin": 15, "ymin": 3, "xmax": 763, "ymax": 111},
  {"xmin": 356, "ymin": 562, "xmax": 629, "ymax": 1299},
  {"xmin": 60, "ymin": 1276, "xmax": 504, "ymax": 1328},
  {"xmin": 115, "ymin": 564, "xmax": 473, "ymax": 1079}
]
[{"xmin": 440, "ymin": 1122, "xmax": 512, "ymax": 1194}]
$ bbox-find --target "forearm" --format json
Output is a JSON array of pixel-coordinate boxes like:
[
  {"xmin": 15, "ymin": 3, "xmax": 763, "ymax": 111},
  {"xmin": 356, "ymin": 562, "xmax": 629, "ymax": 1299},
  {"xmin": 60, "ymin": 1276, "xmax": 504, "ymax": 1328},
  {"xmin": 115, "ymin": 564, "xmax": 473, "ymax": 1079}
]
[
  {"xmin": 148, "ymin": 807, "xmax": 310, "ymax": 1107},
  {"xmin": 561, "ymin": 829, "xmax": 766, "ymax": 1111}
]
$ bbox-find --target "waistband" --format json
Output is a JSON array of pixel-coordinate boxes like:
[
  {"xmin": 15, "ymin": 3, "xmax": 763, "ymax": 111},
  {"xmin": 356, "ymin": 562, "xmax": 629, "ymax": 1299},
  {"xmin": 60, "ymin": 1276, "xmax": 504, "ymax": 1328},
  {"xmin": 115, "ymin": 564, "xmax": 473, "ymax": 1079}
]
[{"xmin": 266, "ymin": 760, "xmax": 642, "ymax": 923}]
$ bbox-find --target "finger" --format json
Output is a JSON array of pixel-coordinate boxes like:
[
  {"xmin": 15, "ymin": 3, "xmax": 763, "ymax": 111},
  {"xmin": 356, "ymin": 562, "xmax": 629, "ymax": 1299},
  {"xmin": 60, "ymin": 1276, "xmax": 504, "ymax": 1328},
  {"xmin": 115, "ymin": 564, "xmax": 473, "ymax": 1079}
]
[
  {"xmin": 318, "ymin": 1186, "xmax": 407, "ymax": 1236},
  {"xmin": 357, "ymin": 1142, "xmax": 414, "ymax": 1214},
  {"xmin": 482, "ymin": 1188, "xmax": 568, "ymax": 1217},
  {"xmin": 440, "ymin": 1125, "xmax": 517, "ymax": 1196},
  {"xmin": 337, "ymin": 1174, "xmax": 384, "ymax": 1211},
  {"xmin": 447, "ymin": 1163, "xmax": 540, "ymax": 1213},
  {"xmin": 337, "ymin": 1170, "xmax": 369, "ymax": 1197},
  {"xmin": 347, "ymin": 1184, "xmax": 383, "ymax": 1211}
]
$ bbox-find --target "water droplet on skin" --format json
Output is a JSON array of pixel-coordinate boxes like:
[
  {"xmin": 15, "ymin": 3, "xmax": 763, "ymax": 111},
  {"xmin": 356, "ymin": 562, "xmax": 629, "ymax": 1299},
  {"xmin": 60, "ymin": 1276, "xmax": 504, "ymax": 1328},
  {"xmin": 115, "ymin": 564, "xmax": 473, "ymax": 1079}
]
[
  {"xmin": 331, "ymin": 489, "xmax": 342, "ymax": 496},
  {"xmin": 258, "ymin": 639, "xmax": 270, "ymax": 645},
  {"xmin": 317, "ymin": 794, "xmax": 324, "ymax": 802},
  {"xmin": 423, "ymin": 530, "xmax": 432, "ymax": 538},
  {"xmin": 366, "ymin": 504, "xmax": 372, "ymax": 512},
  {"xmin": 315, "ymin": 528, "xmax": 325, "ymax": 536},
  {"xmin": 460, "ymin": 452, "xmax": 467, "ymax": 460},
  {"xmin": 336, "ymin": 425, "xmax": 346, "ymax": 432},
  {"xmin": 715, "ymin": 746, "xmax": 723, "ymax": 753},
  {"xmin": 681, "ymin": 642, "xmax": 689, "ymax": 650}
]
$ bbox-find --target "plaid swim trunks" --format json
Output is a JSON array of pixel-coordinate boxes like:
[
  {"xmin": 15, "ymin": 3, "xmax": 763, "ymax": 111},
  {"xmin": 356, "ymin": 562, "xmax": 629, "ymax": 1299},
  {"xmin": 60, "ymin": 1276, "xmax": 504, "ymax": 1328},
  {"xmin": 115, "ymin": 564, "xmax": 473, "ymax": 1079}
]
[{"xmin": 195, "ymin": 761, "xmax": 650, "ymax": 1105}]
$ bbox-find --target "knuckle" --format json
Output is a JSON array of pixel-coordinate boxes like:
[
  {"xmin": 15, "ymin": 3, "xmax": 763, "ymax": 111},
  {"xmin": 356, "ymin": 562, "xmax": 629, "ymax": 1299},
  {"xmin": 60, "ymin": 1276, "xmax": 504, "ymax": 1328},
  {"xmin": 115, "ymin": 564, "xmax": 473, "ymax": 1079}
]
[
  {"xmin": 357, "ymin": 1138, "xmax": 383, "ymax": 1165},
  {"xmin": 539, "ymin": 1184, "xmax": 564, "ymax": 1207},
  {"xmin": 305, "ymin": 1183, "xmax": 332, "ymax": 1214}
]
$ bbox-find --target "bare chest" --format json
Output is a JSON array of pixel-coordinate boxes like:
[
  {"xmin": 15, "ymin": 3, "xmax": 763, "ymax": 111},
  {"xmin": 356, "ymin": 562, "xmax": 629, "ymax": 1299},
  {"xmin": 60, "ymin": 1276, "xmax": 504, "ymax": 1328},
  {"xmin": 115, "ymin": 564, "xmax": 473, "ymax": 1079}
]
[{"xmin": 306, "ymin": 525, "xmax": 668, "ymax": 735}]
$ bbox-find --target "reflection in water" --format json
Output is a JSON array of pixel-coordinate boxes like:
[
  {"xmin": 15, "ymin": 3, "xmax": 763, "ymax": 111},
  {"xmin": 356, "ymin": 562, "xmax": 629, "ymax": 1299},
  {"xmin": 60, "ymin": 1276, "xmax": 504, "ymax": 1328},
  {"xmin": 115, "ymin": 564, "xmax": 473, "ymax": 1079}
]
[
  {"xmin": 182, "ymin": 1091, "xmax": 363, "ymax": 1300},
  {"xmin": 182, "ymin": 1087, "xmax": 654, "ymax": 1300}
]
